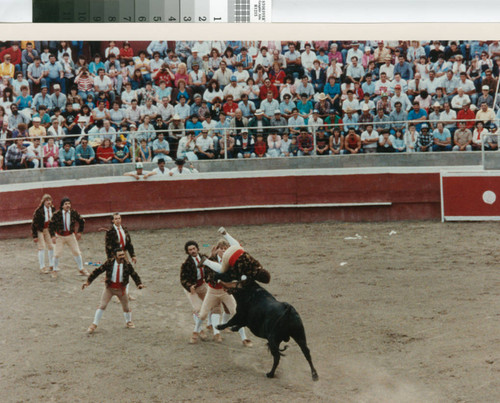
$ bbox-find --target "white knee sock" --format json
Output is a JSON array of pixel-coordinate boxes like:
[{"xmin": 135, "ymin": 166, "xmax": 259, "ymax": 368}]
[
  {"xmin": 93, "ymin": 309, "xmax": 104, "ymax": 325},
  {"xmin": 211, "ymin": 314, "xmax": 221, "ymax": 335},
  {"xmin": 222, "ymin": 312, "xmax": 231, "ymax": 324},
  {"xmin": 53, "ymin": 257, "xmax": 60, "ymax": 271},
  {"xmin": 193, "ymin": 315, "xmax": 203, "ymax": 333},
  {"xmin": 74, "ymin": 255, "xmax": 83, "ymax": 271},
  {"xmin": 238, "ymin": 327, "xmax": 248, "ymax": 341},
  {"xmin": 207, "ymin": 313, "xmax": 212, "ymax": 327},
  {"xmin": 48, "ymin": 249, "xmax": 54, "ymax": 267},
  {"xmin": 38, "ymin": 250, "xmax": 45, "ymax": 269},
  {"xmin": 124, "ymin": 312, "xmax": 132, "ymax": 323}
]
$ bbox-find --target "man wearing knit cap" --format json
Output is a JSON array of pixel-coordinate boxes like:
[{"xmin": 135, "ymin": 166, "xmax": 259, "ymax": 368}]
[
  {"xmin": 49, "ymin": 197, "xmax": 88, "ymax": 278},
  {"xmin": 200, "ymin": 227, "xmax": 270, "ymax": 286}
]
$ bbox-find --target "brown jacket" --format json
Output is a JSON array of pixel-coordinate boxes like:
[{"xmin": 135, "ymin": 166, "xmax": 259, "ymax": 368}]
[
  {"xmin": 180, "ymin": 254, "xmax": 208, "ymax": 292},
  {"xmin": 31, "ymin": 205, "xmax": 55, "ymax": 238},
  {"xmin": 228, "ymin": 252, "xmax": 270, "ymax": 284},
  {"xmin": 87, "ymin": 259, "xmax": 142, "ymax": 287},
  {"xmin": 49, "ymin": 209, "xmax": 85, "ymax": 237},
  {"xmin": 105, "ymin": 226, "xmax": 135, "ymax": 259}
]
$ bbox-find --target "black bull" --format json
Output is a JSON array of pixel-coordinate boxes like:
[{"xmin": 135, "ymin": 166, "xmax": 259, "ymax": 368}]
[{"xmin": 216, "ymin": 279, "xmax": 319, "ymax": 381}]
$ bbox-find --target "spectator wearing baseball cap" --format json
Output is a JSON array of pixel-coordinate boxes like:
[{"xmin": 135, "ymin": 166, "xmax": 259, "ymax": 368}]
[
  {"xmin": 270, "ymin": 109, "xmax": 288, "ymax": 136},
  {"xmin": 222, "ymin": 75, "xmax": 243, "ymax": 102},
  {"xmin": 477, "ymin": 85, "xmax": 494, "ymax": 109},
  {"xmin": 124, "ymin": 161, "xmax": 155, "ymax": 180}
]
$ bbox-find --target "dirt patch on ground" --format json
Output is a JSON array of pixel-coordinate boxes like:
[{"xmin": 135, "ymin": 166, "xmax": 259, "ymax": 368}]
[{"xmin": 2, "ymin": 221, "xmax": 500, "ymax": 402}]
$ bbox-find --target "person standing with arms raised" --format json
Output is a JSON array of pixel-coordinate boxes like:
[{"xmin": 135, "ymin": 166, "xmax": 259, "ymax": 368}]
[{"xmin": 83, "ymin": 248, "xmax": 144, "ymax": 334}]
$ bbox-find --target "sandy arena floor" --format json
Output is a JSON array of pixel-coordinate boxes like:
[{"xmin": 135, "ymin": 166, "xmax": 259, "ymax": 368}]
[{"xmin": 2, "ymin": 221, "xmax": 500, "ymax": 402}]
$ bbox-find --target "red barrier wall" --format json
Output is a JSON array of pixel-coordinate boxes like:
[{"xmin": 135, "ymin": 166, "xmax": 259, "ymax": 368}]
[{"xmin": 1, "ymin": 172, "xmax": 442, "ymax": 239}]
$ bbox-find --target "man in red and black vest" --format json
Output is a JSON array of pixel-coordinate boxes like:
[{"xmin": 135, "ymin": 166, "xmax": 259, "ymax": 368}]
[
  {"xmin": 83, "ymin": 248, "xmax": 144, "ymax": 334},
  {"xmin": 49, "ymin": 197, "xmax": 87, "ymax": 278},
  {"xmin": 180, "ymin": 240, "xmax": 211, "ymax": 344},
  {"xmin": 105, "ymin": 212, "xmax": 137, "ymax": 301},
  {"xmin": 198, "ymin": 238, "xmax": 253, "ymax": 346}
]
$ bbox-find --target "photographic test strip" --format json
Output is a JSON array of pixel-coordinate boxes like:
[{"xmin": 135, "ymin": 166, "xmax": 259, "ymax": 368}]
[{"xmin": 32, "ymin": 0, "xmax": 271, "ymax": 22}]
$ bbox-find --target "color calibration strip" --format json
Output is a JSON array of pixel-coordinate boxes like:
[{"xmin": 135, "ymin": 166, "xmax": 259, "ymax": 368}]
[{"xmin": 33, "ymin": 0, "xmax": 271, "ymax": 22}]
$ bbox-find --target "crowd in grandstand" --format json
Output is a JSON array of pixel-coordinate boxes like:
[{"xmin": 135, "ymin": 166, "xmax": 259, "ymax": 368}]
[{"xmin": 1, "ymin": 40, "xmax": 500, "ymax": 170}]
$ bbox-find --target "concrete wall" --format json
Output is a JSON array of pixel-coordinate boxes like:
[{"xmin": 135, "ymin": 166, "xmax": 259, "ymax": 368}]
[{"xmin": 0, "ymin": 152, "xmax": 483, "ymax": 185}]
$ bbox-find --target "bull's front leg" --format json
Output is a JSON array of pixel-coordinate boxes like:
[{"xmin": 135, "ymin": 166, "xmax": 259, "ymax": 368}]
[{"xmin": 216, "ymin": 312, "xmax": 244, "ymax": 331}]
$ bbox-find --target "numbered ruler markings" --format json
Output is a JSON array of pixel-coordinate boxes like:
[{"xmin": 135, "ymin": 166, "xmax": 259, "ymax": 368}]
[
  {"xmin": 209, "ymin": 0, "xmax": 228, "ymax": 22},
  {"xmin": 135, "ymin": 0, "xmax": 150, "ymax": 21},
  {"xmin": 89, "ymin": 0, "xmax": 104, "ymax": 22},
  {"xmin": 74, "ymin": 0, "xmax": 90, "ymax": 22},
  {"xmin": 164, "ymin": 0, "xmax": 180, "ymax": 23},
  {"xmin": 104, "ymin": 0, "xmax": 119, "ymax": 22},
  {"xmin": 119, "ymin": 0, "xmax": 135, "ymax": 22},
  {"xmin": 195, "ymin": 0, "xmax": 210, "ymax": 23},
  {"xmin": 59, "ymin": 0, "xmax": 74, "ymax": 22},
  {"xmin": 150, "ymin": 0, "xmax": 165, "ymax": 22},
  {"xmin": 180, "ymin": 0, "xmax": 195, "ymax": 23}
]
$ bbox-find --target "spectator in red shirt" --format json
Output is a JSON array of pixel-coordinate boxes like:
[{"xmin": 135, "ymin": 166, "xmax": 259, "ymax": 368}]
[
  {"xmin": 222, "ymin": 95, "xmax": 238, "ymax": 118},
  {"xmin": 152, "ymin": 63, "xmax": 175, "ymax": 87},
  {"xmin": 259, "ymin": 78, "xmax": 279, "ymax": 100},
  {"xmin": 297, "ymin": 128, "xmax": 314, "ymax": 156},
  {"xmin": 254, "ymin": 133, "xmax": 267, "ymax": 157},
  {"xmin": 119, "ymin": 41, "xmax": 134, "ymax": 62},
  {"xmin": 456, "ymin": 101, "xmax": 476, "ymax": 130},
  {"xmin": 96, "ymin": 138, "xmax": 114, "ymax": 164},
  {"xmin": 269, "ymin": 62, "xmax": 286, "ymax": 87},
  {"xmin": 0, "ymin": 42, "xmax": 22, "ymax": 71}
]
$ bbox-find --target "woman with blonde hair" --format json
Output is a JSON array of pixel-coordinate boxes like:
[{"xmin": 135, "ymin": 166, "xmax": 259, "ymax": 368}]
[
  {"xmin": 31, "ymin": 194, "xmax": 55, "ymax": 273},
  {"xmin": 174, "ymin": 63, "xmax": 189, "ymax": 88}
]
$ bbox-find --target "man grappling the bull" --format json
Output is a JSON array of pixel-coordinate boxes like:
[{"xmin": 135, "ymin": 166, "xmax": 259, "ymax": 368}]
[{"xmin": 200, "ymin": 227, "xmax": 270, "ymax": 285}]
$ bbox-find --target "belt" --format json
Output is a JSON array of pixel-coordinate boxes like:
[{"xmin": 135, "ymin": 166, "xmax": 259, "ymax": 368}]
[
  {"xmin": 196, "ymin": 279, "xmax": 204, "ymax": 287},
  {"xmin": 43, "ymin": 222, "xmax": 49, "ymax": 229},
  {"xmin": 109, "ymin": 282, "xmax": 124, "ymax": 289},
  {"xmin": 58, "ymin": 231, "xmax": 72, "ymax": 236},
  {"xmin": 209, "ymin": 283, "xmax": 223, "ymax": 289}
]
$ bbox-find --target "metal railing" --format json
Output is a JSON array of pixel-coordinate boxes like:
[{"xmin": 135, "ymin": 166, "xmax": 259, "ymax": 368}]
[{"xmin": 1, "ymin": 116, "xmax": 497, "ymax": 170}]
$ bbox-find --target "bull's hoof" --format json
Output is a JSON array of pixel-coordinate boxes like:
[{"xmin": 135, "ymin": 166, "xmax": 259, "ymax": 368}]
[
  {"xmin": 215, "ymin": 325, "xmax": 225, "ymax": 331},
  {"xmin": 312, "ymin": 372, "xmax": 319, "ymax": 381},
  {"xmin": 266, "ymin": 372, "xmax": 275, "ymax": 378}
]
